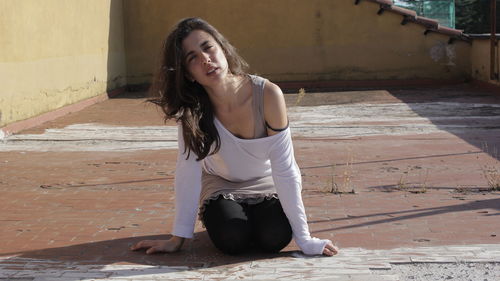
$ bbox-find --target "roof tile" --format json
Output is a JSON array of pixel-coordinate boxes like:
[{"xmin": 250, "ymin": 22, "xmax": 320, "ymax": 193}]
[
  {"xmin": 359, "ymin": 0, "xmax": 469, "ymax": 42},
  {"xmin": 386, "ymin": 5, "xmax": 417, "ymax": 18},
  {"xmin": 436, "ymin": 25, "xmax": 465, "ymax": 37},
  {"xmin": 415, "ymin": 16, "xmax": 439, "ymax": 29}
]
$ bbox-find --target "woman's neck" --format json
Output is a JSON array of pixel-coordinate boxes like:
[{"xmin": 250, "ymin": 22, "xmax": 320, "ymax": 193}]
[{"xmin": 205, "ymin": 74, "xmax": 248, "ymax": 113}]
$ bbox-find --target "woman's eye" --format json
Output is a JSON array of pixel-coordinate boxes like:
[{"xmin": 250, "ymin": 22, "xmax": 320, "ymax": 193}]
[{"xmin": 188, "ymin": 55, "xmax": 196, "ymax": 62}]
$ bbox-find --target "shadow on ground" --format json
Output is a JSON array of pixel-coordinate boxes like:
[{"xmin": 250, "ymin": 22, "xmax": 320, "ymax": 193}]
[
  {"xmin": 389, "ymin": 85, "xmax": 500, "ymax": 161},
  {"xmin": 283, "ymin": 83, "xmax": 500, "ymax": 161},
  {"xmin": 308, "ymin": 197, "xmax": 500, "ymax": 234},
  {"xmin": 1, "ymin": 231, "xmax": 296, "ymax": 280}
]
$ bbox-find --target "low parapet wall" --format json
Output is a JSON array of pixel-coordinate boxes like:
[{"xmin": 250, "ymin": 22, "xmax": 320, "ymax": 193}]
[
  {"xmin": 0, "ymin": 0, "xmax": 127, "ymax": 129},
  {"xmin": 470, "ymin": 35, "xmax": 500, "ymax": 87}
]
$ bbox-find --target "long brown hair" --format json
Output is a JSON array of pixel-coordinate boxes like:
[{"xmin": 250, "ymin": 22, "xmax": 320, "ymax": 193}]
[{"xmin": 149, "ymin": 18, "xmax": 248, "ymax": 160}]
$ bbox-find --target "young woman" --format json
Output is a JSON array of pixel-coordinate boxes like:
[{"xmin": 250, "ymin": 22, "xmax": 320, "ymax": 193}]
[{"xmin": 131, "ymin": 18, "xmax": 338, "ymax": 256}]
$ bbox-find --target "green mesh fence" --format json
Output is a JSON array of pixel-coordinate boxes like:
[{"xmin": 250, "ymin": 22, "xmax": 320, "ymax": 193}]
[{"xmin": 394, "ymin": 0, "xmax": 456, "ymax": 28}]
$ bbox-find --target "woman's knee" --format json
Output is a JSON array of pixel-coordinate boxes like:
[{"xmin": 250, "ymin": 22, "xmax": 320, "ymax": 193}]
[
  {"xmin": 207, "ymin": 218, "xmax": 252, "ymax": 255},
  {"xmin": 203, "ymin": 198, "xmax": 252, "ymax": 255},
  {"xmin": 252, "ymin": 199, "xmax": 292, "ymax": 253},
  {"xmin": 254, "ymin": 219, "xmax": 292, "ymax": 253}
]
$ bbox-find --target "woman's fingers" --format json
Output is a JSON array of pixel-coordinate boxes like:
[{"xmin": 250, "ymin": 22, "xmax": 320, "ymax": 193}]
[
  {"xmin": 130, "ymin": 240, "xmax": 146, "ymax": 250},
  {"xmin": 329, "ymin": 244, "xmax": 339, "ymax": 255},
  {"xmin": 146, "ymin": 246, "xmax": 160, "ymax": 255},
  {"xmin": 130, "ymin": 238, "xmax": 183, "ymax": 254},
  {"xmin": 130, "ymin": 240, "xmax": 155, "ymax": 251},
  {"xmin": 131, "ymin": 240, "xmax": 171, "ymax": 254},
  {"xmin": 323, "ymin": 248, "xmax": 334, "ymax": 256},
  {"xmin": 323, "ymin": 242, "xmax": 339, "ymax": 256}
]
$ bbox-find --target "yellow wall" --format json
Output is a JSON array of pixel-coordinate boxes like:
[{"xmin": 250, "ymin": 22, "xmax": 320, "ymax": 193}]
[
  {"xmin": 471, "ymin": 38, "xmax": 500, "ymax": 86},
  {"xmin": 123, "ymin": 0, "xmax": 471, "ymax": 84},
  {"xmin": 0, "ymin": 0, "xmax": 127, "ymax": 127},
  {"xmin": 2, "ymin": 0, "xmax": 486, "ymax": 129}
]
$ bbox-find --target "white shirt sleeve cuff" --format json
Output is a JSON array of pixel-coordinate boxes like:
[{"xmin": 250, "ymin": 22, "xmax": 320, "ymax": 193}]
[
  {"xmin": 172, "ymin": 224, "xmax": 194, "ymax": 239},
  {"xmin": 296, "ymin": 237, "xmax": 330, "ymax": 255}
]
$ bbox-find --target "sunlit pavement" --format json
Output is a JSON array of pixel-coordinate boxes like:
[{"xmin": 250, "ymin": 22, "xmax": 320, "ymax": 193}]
[{"xmin": 1, "ymin": 84, "xmax": 499, "ymax": 280}]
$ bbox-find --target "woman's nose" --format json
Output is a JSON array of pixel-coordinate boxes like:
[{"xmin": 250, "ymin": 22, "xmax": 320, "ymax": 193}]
[{"xmin": 201, "ymin": 53, "xmax": 211, "ymax": 64}]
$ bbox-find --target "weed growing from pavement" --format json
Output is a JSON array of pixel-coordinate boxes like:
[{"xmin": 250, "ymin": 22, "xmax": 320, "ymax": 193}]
[
  {"xmin": 396, "ymin": 166, "xmax": 411, "ymax": 190},
  {"xmin": 455, "ymin": 184, "xmax": 470, "ymax": 194},
  {"xmin": 478, "ymin": 143, "xmax": 500, "ymax": 191},
  {"xmin": 396, "ymin": 166, "xmax": 429, "ymax": 194},
  {"xmin": 481, "ymin": 165, "xmax": 500, "ymax": 190},
  {"xmin": 295, "ymin": 88, "xmax": 306, "ymax": 106},
  {"xmin": 323, "ymin": 148, "xmax": 356, "ymax": 194}
]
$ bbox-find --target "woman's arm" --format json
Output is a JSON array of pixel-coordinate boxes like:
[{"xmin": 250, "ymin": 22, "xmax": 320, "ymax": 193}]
[
  {"xmin": 264, "ymin": 81, "xmax": 338, "ymax": 256},
  {"xmin": 263, "ymin": 82, "xmax": 288, "ymax": 136},
  {"xmin": 131, "ymin": 124, "xmax": 201, "ymax": 254},
  {"xmin": 171, "ymin": 124, "xmax": 202, "ymax": 238}
]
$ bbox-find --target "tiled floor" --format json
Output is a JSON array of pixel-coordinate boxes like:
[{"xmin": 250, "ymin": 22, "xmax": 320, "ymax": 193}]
[{"xmin": 1, "ymin": 84, "xmax": 499, "ymax": 280}]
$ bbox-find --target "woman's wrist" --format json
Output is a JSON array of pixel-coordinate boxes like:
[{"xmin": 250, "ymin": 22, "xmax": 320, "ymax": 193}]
[{"xmin": 171, "ymin": 235, "xmax": 185, "ymax": 246}]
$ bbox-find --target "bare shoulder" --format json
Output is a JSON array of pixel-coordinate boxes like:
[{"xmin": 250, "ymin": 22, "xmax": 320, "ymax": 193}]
[{"xmin": 263, "ymin": 80, "xmax": 288, "ymax": 135}]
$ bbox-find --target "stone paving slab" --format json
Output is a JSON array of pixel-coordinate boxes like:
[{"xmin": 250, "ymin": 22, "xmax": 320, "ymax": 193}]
[
  {"xmin": 3, "ymin": 101, "xmax": 500, "ymax": 152},
  {"xmin": 1, "ymin": 244, "xmax": 500, "ymax": 280}
]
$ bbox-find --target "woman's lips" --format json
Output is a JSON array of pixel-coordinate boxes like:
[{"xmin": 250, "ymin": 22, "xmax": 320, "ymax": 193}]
[{"xmin": 206, "ymin": 67, "xmax": 219, "ymax": 75}]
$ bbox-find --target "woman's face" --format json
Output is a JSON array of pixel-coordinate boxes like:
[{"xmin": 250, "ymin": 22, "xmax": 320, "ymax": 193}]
[{"xmin": 182, "ymin": 30, "xmax": 229, "ymax": 86}]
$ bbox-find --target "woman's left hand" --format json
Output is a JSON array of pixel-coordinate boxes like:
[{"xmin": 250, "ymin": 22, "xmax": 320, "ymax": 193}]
[{"xmin": 323, "ymin": 241, "xmax": 339, "ymax": 256}]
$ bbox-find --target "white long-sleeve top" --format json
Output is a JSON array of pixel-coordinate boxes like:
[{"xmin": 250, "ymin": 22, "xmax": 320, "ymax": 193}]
[{"xmin": 172, "ymin": 119, "xmax": 330, "ymax": 255}]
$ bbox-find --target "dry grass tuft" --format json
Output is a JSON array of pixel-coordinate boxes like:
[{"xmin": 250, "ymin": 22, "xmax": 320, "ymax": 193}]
[
  {"xmin": 295, "ymin": 88, "xmax": 306, "ymax": 106},
  {"xmin": 323, "ymin": 148, "xmax": 356, "ymax": 194},
  {"xmin": 478, "ymin": 143, "xmax": 500, "ymax": 191},
  {"xmin": 481, "ymin": 165, "xmax": 500, "ymax": 190},
  {"xmin": 396, "ymin": 166, "xmax": 429, "ymax": 194}
]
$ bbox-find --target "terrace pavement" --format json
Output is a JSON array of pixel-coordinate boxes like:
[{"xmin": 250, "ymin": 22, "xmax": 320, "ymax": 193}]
[{"xmin": 0, "ymin": 83, "xmax": 499, "ymax": 280}]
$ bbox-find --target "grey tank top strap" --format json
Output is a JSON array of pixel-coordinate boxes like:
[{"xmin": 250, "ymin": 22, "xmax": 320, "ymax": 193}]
[{"xmin": 250, "ymin": 75, "xmax": 268, "ymax": 139}]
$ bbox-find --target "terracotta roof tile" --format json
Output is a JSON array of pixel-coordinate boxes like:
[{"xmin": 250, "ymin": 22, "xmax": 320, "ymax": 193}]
[
  {"xmin": 386, "ymin": 5, "xmax": 417, "ymax": 18},
  {"xmin": 414, "ymin": 16, "xmax": 439, "ymax": 29},
  {"xmin": 436, "ymin": 25, "xmax": 464, "ymax": 37}
]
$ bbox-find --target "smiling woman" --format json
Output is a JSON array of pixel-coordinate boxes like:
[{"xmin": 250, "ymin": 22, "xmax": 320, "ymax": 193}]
[{"xmin": 131, "ymin": 18, "xmax": 338, "ymax": 257}]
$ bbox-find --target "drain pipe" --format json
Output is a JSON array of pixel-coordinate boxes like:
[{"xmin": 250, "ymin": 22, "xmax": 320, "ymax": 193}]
[{"xmin": 490, "ymin": 0, "xmax": 498, "ymax": 80}]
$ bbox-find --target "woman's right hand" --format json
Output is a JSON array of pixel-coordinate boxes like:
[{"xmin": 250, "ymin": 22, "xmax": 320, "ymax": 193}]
[
  {"xmin": 130, "ymin": 236, "xmax": 185, "ymax": 254},
  {"xmin": 323, "ymin": 241, "xmax": 339, "ymax": 256}
]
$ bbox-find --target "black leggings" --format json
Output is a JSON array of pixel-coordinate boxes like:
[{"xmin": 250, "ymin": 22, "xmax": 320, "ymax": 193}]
[{"xmin": 202, "ymin": 196, "xmax": 293, "ymax": 255}]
